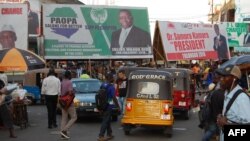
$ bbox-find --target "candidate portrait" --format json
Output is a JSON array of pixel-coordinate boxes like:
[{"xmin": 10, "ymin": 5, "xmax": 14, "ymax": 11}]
[{"xmin": 110, "ymin": 9, "xmax": 152, "ymax": 55}]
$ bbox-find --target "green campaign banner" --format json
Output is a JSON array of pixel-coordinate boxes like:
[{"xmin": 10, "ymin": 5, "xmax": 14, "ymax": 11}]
[
  {"xmin": 43, "ymin": 4, "xmax": 152, "ymax": 59},
  {"xmin": 224, "ymin": 22, "xmax": 250, "ymax": 47}
]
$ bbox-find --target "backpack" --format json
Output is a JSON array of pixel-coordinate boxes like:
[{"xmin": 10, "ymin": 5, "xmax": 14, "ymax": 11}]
[
  {"xmin": 201, "ymin": 91, "xmax": 214, "ymax": 124},
  {"xmin": 95, "ymin": 83, "xmax": 110, "ymax": 111}
]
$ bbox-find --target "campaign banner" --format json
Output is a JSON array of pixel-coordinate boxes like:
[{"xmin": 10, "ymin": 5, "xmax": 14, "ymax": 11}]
[
  {"xmin": 43, "ymin": 4, "xmax": 152, "ymax": 59},
  {"xmin": 0, "ymin": 0, "xmax": 41, "ymax": 37},
  {"xmin": 224, "ymin": 22, "xmax": 250, "ymax": 47},
  {"xmin": 158, "ymin": 21, "xmax": 230, "ymax": 61},
  {"xmin": 0, "ymin": 3, "xmax": 28, "ymax": 50},
  {"xmin": 0, "ymin": 0, "xmax": 24, "ymax": 3}
]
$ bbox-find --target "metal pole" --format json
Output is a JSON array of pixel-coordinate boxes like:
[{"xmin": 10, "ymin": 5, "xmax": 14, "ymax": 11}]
[{"xmin": 211, "ymin": 0, "xmax": 214, "ymax": 24}]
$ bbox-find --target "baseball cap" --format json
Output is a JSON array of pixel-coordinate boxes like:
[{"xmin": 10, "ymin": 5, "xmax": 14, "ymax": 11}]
[
  {"xmin": 216, "ymin": 65, "xmax": 241, "ymax": 79},
  {"xmin": 1, "ymin": 24, "xmax": 15, "ymax": 32}
]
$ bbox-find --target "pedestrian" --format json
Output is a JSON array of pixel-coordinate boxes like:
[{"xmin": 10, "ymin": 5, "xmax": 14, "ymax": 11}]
[
  {"xmin": 97, "ymin": 73, "xmax": 120, "ymax": 141},
  {"xmin": 116, "ymin": 69, "xmax": 128, "ymax": 114},
  {"xmin": 0, "ymin": 80, "xmax": 17, "ymax": 138},
  {"xmin": 60, "ymin": 70, "xmax": 77, "ymax": 139},
  {"xmin": 216, "ymin": 65, "xmax": 250, "ymax": 141},
  {"xmin": 41, "ymin": 68, "xmax": 61, "ymax": 129},
  {"xmin": 201, "ymin": 75, "xmax": 224, "ymax": 141}
]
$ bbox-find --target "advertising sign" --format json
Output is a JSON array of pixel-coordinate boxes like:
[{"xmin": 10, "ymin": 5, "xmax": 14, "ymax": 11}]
[
  {"xmin": 0, "ymin": 0, "xmax": 41, "ymax": 36},
  {"xmin": 158, "ymin": 21, "xmax": 230, "ymax": 61},
  {"xmin": 224, "ymin": 22, "xmax": 250, "ymax": 47},
  {"xmin": 0, "ymin": 3, "xmax": 28, "ymax": 50},
  {"xmin": 43, "ymin": 4, "xmax": 152, "ymax": 59}
]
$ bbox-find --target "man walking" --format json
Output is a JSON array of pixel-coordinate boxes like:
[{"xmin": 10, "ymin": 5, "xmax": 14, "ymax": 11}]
[{"xmin": 41, "ymin": 68, "xmax": 61, "ymax": 129}]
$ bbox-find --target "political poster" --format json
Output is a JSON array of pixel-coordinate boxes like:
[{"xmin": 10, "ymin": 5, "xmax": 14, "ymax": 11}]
[
  {"xmin": 224, "ymin": 22, "xmax": 250, "ymax": 47},
  {"xmin": 43, "ymin": 4, "xmax": 152, "ymax": 59},
  {"xmin": 157, "ymin": 21, "xmax": 230, "ymax": 61},
  {"xmin": 0, "ymin": 0, "xmax": 41, "ymax": 37},
  {"xmin": 0, "ymin": 3, "xmax": 28, "ymax": 50}
]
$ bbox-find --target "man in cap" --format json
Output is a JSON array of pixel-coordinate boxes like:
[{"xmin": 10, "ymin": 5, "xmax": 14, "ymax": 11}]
[
  {"xmin": 0, "ymin": 24, "xmax": 17, "ymax": 49},
  {"xmin": 216, "ymin": 65, "xmax": 250, "ymax": 141}
]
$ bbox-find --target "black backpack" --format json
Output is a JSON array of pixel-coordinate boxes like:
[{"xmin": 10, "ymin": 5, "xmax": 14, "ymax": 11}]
[
  {"xmin": 95, "ymin": 83, "xmax": 110, "ymax": 111},
  {"xmin": 201, "ymin": 91, "xmax": 214, "ymax": 123}
]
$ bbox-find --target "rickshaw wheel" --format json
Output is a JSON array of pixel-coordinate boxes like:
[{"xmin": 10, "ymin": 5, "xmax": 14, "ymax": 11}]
[
  {"xmin": 124, "ymin": 130, "xmax": 130, "ymax": 135},
  {"xmin": 163, "ymin": 126, "xmax": 173, "ymax": 138},
  {"xmin": 184, "ymin": 110, "xmax": 190, "ymax": 120},
  {"xmin": 123, "ymin": 125, "xmax": 131, "ymax": 135}
]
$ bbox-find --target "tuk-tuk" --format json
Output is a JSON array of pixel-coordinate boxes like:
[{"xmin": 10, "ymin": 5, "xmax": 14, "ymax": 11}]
[
  {"xmin": 121, "ymin": 70, "xmax": 174, "ymax": 137},
  {"xmin": 23, "ymin": 68, "xmax": 64, "ymax": 104},
  {"xmin": 160, "ymin": 68, "xmax": 195, "ymax": 119}
]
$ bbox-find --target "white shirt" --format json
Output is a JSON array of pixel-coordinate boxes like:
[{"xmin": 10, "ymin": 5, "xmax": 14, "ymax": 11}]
[
  {"xmin": 0, "ymin": 73, "xmax": 8, "ymax": 86},
  {"xmin": 119, "ymin": 26, "xmax": 132, "ymax": 48},
  {"xmin": 220, "ymin": 85, "xmax": 250, "ymax": 141},
  {"xmin": 41, "ymin": 75, "xmax": 61, "ymax": 96}
]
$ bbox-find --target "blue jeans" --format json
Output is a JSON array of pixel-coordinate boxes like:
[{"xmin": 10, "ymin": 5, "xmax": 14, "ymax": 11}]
[
  {"xmin": 118, "ymin": 97, "xmax": 125, "ymax": 114},
  {"xmin": 99, "ymin": 109, "xmax": 112, "ymax": 137},
  {"xmin": 202, "ymin": 123, "xmax": 218, "ymax": 141}
]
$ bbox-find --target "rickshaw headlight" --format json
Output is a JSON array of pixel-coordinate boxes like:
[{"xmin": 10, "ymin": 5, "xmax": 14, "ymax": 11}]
[{"xmin": 74, "ymin": 98, "xmax": 80, "ymax": 107}]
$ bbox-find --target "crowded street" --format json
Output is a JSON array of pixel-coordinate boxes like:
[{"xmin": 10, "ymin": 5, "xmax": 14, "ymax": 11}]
[
  {"xmin": 1, "ymin": 104, "xmax": 203, "ymax": 141},
  {"xmin": 1, "ymin": 0, "xmax": 250, "ymax": 141}
]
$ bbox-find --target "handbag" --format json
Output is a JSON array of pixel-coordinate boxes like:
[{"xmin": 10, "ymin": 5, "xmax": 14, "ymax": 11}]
[{"xmin": 59, "ymin": 91, "xmax": 75, "ymax": 109}]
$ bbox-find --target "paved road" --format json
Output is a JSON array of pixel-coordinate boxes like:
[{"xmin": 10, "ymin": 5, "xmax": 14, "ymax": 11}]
[{"xmin": 1, "ymin": 105, "xmax": 204, "ymax": 141}]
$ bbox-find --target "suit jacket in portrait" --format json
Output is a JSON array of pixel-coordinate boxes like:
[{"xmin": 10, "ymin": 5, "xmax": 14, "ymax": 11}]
[
  {"xmin": 213, "ymin": 34, "xmax": 229, "ymax": 60},
  {"xmin": 28, "ymin": 11, "xmax": 39, "ymax": 34},
  {"xmin": 110, "ymin": 26, "xmax": 151, "ymax": 49},
  {"xmin": 243, "ymin": 34, "xmax": 250, "ymax": 46}
]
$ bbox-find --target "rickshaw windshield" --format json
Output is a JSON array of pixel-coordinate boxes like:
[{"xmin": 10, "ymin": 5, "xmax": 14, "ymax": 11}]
[
  {"xmin": 128, "ymin": 80, "xmax": 172, "ymax": 100},
  {"xmin": 173, "ymin": 78, "xmax": 188, "ymax": 91}
]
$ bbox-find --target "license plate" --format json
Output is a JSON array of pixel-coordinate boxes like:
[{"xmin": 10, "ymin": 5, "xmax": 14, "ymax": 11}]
[
  {"xmin": 161, "ymin": 114, "xmax": 171, "ymax": 120},
  {"xmin": 85, "ymin": 109, "xmax": 94, "ymax": 112},
  {"xmin": 178, "ymin": 101, "xmax": 186, "ymax": 106}
]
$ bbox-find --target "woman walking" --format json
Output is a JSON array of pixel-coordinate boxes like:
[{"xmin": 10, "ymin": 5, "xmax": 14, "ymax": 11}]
[{"xmin": 60, "ymin": 70, "xmax": 77, "ymax": 139}]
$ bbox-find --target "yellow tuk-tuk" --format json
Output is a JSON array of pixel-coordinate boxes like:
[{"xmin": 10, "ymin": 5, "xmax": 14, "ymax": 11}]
[
  {"xmin": 23, "ymin": 68, "xmax": 64, "ymax": 104},
  {"xmin": 121, "ymin": 70, "xmax": 174, "ymax": 137}
]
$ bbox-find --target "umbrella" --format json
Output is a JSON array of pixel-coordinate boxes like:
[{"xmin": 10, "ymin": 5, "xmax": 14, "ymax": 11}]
[
  {"xmin": 0, "ymin": 48, "xmax": 45, "ymax": 72},
  {"xmin": 220, "ymin": 55, "xmax": 250, "ymax": 90},
  {"xmin": 220, "ymin": 55, "xmax": 250, "ymax": 70}
]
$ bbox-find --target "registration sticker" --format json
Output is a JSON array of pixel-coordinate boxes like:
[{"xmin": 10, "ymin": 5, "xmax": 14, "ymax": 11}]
[
  {"xmin": 161, "ymin": 114, "xmax": 171, "ymax": 120},
  {"xmin": 178, "ymin": 101, "xmax": 186, "ymax": 106}
]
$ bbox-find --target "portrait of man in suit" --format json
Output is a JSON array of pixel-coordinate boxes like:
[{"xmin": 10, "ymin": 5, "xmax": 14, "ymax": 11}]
[
  {"xmin": 213, "ymin": 24, "xmax": 229, "ymax": 61},
  {"xmin": 24, "ymin": 0, "xmax": 39, "ymax": 35},
  {"xmin": 243, "ymin": 23, "xmax": 250, "ymax": 46},
  {"xmin": 110, "ymin": 9, "xmax": 151, "ymax": 55}
]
